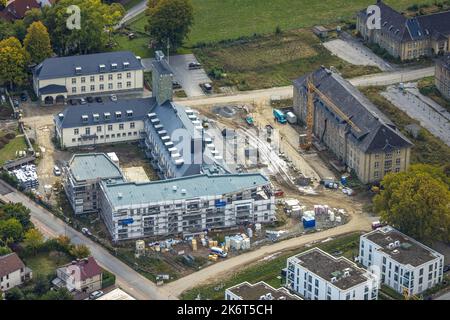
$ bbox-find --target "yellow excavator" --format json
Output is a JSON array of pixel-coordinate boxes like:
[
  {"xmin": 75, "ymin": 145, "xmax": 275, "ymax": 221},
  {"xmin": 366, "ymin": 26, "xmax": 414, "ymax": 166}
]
[
  {"xmin": 403, "ymin": 288, "xmax": 422, "ymax": 300},
  {"xmin": 300, "ymin": 76, "xmax": 362, "ymax": 150}
]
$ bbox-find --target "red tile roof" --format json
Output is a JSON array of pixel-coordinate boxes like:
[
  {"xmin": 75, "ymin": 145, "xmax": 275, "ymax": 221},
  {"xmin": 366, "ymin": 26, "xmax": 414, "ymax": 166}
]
[
  {"xmin": 0, "ymin": 253, "xmax": 25, "ymax": 278},
  {"xmin": 4, "ymin": 0, "xmax": 40, "ymax": 20},
  {"xmin": 63, "ymin": 257, "xmax": 102, "ymax": 281}
]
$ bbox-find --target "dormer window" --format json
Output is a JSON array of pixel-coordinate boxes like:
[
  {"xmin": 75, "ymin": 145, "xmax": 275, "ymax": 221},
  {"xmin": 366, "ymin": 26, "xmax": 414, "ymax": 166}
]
[
  {"xmin": 115, "ymin": 111, "xmax": 122, "ymax": 119},
  {"xmin": 104, "ymin": 112, "xmax": 111, "ymax": 120},
  {"xmin": 126, "ymin": 110, "xmax": 133, "ymax": 117},
  {"xmin": 99, "ymin": 64, "xmax": 106, "ymax": 72},
  {"xmin": 123, "ymin": 62, "xmax": 130, "ymax": 69},
  {"xmin": 111, "ymin": 63, "xmax": 118, "ymax": 70},
  {"xmin": 75, "ymin": 67, "xmax": 82, "ymax": 75},
  {"xmin": 82, "ymin": 115, "xmax": 88, "ymax": 123},
  {"xmin": 93, "ymin": 113, "xmax": 99, "ymax": 122}
]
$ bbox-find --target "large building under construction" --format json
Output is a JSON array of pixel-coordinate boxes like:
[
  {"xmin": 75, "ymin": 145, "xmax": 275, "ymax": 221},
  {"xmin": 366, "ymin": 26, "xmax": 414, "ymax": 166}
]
[{"xmin": 293, "ymin": 67, "xmax": 412, "ymax": 184}]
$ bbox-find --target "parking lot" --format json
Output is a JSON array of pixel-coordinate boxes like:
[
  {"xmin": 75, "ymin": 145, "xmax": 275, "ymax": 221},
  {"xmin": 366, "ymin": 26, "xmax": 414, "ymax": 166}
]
[{"xmin": 323, "ymin": 38, "xmax": 393, "ymax": 72}]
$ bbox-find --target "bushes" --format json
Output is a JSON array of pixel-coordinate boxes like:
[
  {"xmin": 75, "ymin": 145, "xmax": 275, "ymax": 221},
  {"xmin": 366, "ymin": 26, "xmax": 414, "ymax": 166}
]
[
  {"xmin": 0, "ymin": 171, "xmax": 18, "ymax": 188},
  {"xmin": 102, "ymin": 270, "xmax": 116, "ymax": 289}
]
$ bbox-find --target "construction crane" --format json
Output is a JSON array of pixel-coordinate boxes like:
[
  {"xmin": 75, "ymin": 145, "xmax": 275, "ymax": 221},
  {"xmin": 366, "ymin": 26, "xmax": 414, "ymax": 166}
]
[{"xmin": 300, "ymin": 76, "xmax": 362, "ymax": 150}]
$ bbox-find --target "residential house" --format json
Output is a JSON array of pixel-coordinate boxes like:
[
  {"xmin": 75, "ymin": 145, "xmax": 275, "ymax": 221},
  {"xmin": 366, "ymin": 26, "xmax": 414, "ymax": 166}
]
[
  {"xmin": 0, "ymin": 253, "xmax": 32, "ymax": 292},
  {"xmin": 0, "ymin": 0, "xmax": 40, "ymax": 21},
  {"xmin": 359, "ymin": 226, "xmax": 444, "ymax": 296},
  {"xmin": 54, "ymin": 257, "xmax": 102, "ymax": 294},
  {"xmin": 225, "ymin": 281, "xmax": 302, "ymax": 300},
  {"xmin": 286, "ymin": 248, "xmax": 379, "ymax": 300}
]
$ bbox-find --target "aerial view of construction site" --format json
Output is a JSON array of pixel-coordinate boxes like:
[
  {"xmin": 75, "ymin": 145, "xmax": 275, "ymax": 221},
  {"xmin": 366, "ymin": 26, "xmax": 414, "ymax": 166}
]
[{"xmin": 0, "ymin": 0, "xmax": 449, "ymax": 310}]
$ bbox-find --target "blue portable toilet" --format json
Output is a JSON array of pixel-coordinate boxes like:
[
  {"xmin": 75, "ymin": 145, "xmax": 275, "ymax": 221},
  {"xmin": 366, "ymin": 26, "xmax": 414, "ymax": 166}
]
[
  {"xmin": 302, "ymin": 216, "xmax": 316, "ymax": 229},
  {"xmin": 341, "ymin": 176, "xmax": 347, "ymax": 185}
]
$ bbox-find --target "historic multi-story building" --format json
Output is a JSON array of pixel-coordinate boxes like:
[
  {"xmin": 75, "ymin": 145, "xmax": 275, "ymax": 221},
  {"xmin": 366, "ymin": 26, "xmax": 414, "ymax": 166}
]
[
  {"xmin": 359, "ymin": 226, "xmax": 444, "ymax": 296},
  {"xmin": 293, "ymin": 67, "xmax": 412, "ymax": 184},
  {"xmin": 33, "ymin": 51, "xmax": 144, "ymax": 104},
  {"xmin": 98, "ymin": 173, "xmax": 275, "ymax": 241},
  {"xmin": 435, "ymin": 54, "xmax": 450, "ymax": 100},
  {"xmin": 63, "ymin": 153, "xmax": 124, "ymax": 214},
  {"xmin": 357, "ymin": 1, "xmax": 450, "ymax": 61},
  {"xmin": 286, "ymin": 248, "xmax": 379, "ymax": 300}
]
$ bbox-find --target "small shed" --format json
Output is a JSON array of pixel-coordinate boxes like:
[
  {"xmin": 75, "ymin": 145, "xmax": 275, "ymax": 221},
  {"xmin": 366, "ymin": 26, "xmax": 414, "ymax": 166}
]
[{"xmin": 312, "ymin": 26, "xmax": 329, "ymax": 38}]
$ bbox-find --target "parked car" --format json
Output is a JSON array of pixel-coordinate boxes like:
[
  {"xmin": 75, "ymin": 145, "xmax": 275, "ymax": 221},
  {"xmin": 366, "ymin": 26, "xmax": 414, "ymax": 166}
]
[
  {"xmin": 20, "ymin": 92, "xmax": 28, "ymax": 102},
  {"xmin": 188, "ymin": 62, "xmax": 202, "ymax": 70},
  {"xmin": 200, "ymin": 83, "xmax": 212, "ymax": 94},
  {"xmin": 79, "ymin": 98, "xmax": 87, "ymax": 105},
  {"xmin": 53, "ymin": 166, "xmax": 61, "ymax": 176},
  {"xmin": 444, "ymin": 265, "xmax": 450, "ymax": 273},
  {"xmin": 95, "ymin": 97, "xmax": 103, "ymax": 103},
  {"xmin": 13, "ymin": 99, "xmax": 19, "ymax": 107},
  {"xmin": 172, "ymin": 80, "xmax": 182, "ymax": 89},
  {"xmin": 69, "ymin": 99, "xmax": 77, "ymax": 105},
  {"xmin": 81, "ymin": 227, "xmax": 92, "ymax": 236},
  {"xmin": 110, "ymin": 94, "xmax": 117, "ymax": 102},
  {"xmin": 86, "ymin": 96, "xmax": 94, "ymax": 103},
  {"xmin": 89, "ymin": 290, "xmax": 104, "ymax": 300}
]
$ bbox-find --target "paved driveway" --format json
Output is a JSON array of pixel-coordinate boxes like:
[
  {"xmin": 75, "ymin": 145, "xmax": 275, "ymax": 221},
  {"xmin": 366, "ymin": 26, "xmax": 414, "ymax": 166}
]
[{"xmin": 168, "ymin": 54, "xmax": 211, "ymax": 97}]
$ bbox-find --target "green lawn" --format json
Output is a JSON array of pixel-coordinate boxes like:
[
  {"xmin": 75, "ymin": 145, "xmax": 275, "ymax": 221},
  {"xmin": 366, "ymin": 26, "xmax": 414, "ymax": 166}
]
[
  {"xmin": 194, "ymin": 29, "xmax": 380, "ymax": 90},
  {"xmin": 180, "ymin": 232, "xmax": 362, "ymax": 300},
  {"xmin": 23, "ymin": 252, "xmax": 71, "ymax": 278},
  {"xmin": 0, "ymin": 135, "xmax": 27, "ymax": 166}
]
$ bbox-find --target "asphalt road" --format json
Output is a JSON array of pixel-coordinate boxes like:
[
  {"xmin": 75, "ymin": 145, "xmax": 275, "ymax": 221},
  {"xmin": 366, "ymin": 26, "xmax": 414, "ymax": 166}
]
[
  {"xmin": 435, "ymin": 290, "xmax": 450, "ymax": 300},
  {"xmin": 0, "ymin": 180, "xmax": 174, "ymax": 300},
  {"xmin": 119, "ymin": 0, "xmax": 147, "ymax": 27}
]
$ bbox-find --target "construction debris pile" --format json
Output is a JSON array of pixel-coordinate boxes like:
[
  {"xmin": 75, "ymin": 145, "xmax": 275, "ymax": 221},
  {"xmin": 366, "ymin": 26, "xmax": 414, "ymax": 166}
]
[{"xmin": 10, "ymin": 164, "xmax": 39, "ymax": 190}]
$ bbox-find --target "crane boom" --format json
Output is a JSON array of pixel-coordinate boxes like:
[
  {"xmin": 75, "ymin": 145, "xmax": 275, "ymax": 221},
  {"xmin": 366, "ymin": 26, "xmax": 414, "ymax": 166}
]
[{"xmin": 300, "ymin": 77, "xmax": 361, "ymax": 150}]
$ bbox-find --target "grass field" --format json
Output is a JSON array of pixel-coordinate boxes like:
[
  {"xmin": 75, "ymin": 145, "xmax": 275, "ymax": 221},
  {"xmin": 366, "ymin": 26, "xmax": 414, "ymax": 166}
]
[
  {"xmin": 0, "ymin": 135, "xmax": 27, "ymax": 166},
  {"xmin": 23, "ymin": 252, "xmax": 71, "ymax": 278},
  {"xmin": 180, "ymin": 232, "xmax": 362, "ymax": 300},
  {"xmin": 361, "ymin": 86, "xmax": 450, "ymax": 165},
  {"xmin": 194, "ymin": 29, "xmax": 380, "ymax": 90}
]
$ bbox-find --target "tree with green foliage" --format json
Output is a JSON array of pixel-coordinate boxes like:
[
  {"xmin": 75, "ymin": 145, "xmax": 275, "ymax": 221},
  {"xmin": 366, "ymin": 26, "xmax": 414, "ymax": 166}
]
[
  {"xmin": 374, "ymin": 164, "xmax": 450, "ymax": 243},
  {"xmin": 41, "ymin": 288, "xmax": 73, "ymax": 300},
  {"xmin": 23, "ymin": 8, "xmax": 44, "ymax": 29},
  {"xmin": 69, "ymin": 244, "xmax": 91, "ymax": 259},
  {"xmin": 0, "ymin": 246, "xmax": 12, "ymax": 255},
  {"xmin": 0, "ymin": 218, "xmax": 23, "ymax": 243},
  {"xmin": 0, "ymin": 37, "xmax": 29, "ymax": 89},
  {"xmin": 23, "ymin": 228, "xmax": 44, "ymax": 253},
  {"xmin": 24, "ymin": 21, "xmax": 53, "ymax": 64},
  {"xmin": 43, "ymin": 0, "xmax": 124, "ymax": 55},
  {"xmin": 5, "ymin": 287, "xmax": 24, "ymax": 300},
  {"xmin": 0, "ymin": 20, "xmax": 15, "ymax": 41},
  {"xmin": 33, "ymin": 275, "xmax": 51, "ymax": 296},
  {"xmin": 0, "ymin": 203, "xmax": 32, "ymax": 230},
  {"xmin": 146, "ymin": 0, "xmax": 194, "ymax": 50}
]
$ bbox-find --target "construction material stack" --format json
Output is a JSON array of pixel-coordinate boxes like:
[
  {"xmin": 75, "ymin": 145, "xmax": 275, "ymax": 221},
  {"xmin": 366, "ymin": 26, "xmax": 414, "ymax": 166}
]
[{"xmin": 10, "ymin": 164, "xmax": 39, "ymax": 190}]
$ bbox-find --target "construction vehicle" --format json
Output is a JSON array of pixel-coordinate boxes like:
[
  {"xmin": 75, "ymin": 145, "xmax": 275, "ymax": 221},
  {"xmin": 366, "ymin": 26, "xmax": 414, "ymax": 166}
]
[
  {"xmin": 273, "ymin": 109, "xmax": 287, "ymax": 124},
  {"xmin": 245, "ymin": 115, "xmax": 254, "ymax": 126},
  {"xmin": 300, "ymin": 76, "xmax": 362, "ymax": 150},
  {"xmin": 403, "ymin": 288, "xmax": 422, "ymax": 300}
]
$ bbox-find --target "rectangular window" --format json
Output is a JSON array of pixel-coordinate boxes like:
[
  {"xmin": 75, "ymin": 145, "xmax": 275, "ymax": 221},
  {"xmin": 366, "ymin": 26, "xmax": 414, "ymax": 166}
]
[
  {"xmin": 119, "ymin": 124, "xmax": 124, "ymax": 130},
  {"xmin": 108, "ymin": 83, "xmax": 113, "ymax": 90},
  {"xmin": 90, "ymin": 76, "xmax": 95, "ymax": 82},
  {"xmin": 72, "ymin": 87, "xmax": 77, "ymax": 93},
  {"xmin": 99, "ymin": 75, "xmax": 104, "ymax": 81},
  {"xmin": 85, "ymin": 128, "xmax": 90, "ymax": 135},
  {"xmin": 108, "ymin": 74, "xmax": 113, "ymax": 80},
  {"xmin": 130, "ymin": 122, "xmax": 135, "ymax": 129},
  {"xmin": 127, "ymin": 72, "xmax": 131, "ymax": 78},
  {"xmin": 108, "ymin": 125, "xmax": 113, "ymax": 131},
  {"xmin": 81, "ymin": 77, "xmax": 85, "ymax": 83},
  {"xmin": 117, "ymin": 73, "xmax": 122, "ymax": 80},
  {"xmin": 74, "ymin": 129, "xmax": 79, "ymax": 135},
  {"xmin": 97, "ymin": 126, "xmax": 102, "ymax": 132},
  {"xmin": 126, "ymin": 81, "xmax": 132, "ymax": 88},
  {"xmin": 90, "ymin": 85, "xmax": 95, "ymax": 91},
  {"xmin": 100, "ymin": 84, "xmax": 104, "ymax": 91},
  {"xmin": 117, "ymin": 82, "xmax": 122, "ymax": 89},
  {"xmin": 81, "ymin": 86, "xmax": 86, "ymax": 92},
  {"xmin": 72, "ymin": 78, "xmax": 76, "ymax": 84}
]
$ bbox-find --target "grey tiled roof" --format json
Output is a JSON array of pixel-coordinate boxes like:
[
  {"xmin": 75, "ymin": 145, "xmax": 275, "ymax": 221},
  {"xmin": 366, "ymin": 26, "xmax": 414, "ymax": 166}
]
[
  {"xmin": 54, "ymin": 97, "xmax": 157, "ymax": 129},
  {"xmin": 293, "ymin": 67, "xmax": 413, "ymax": 153},
  {"xmin": 39, "ymin": 84, "xmax": 67, "ymax": 95},
  {"xmin": 359, "ymin": 1, "xmax": 450, "ymax": 42},
  {"xmin": 35, "ymin": 51, "xmax": 143, "ymax": 80}
]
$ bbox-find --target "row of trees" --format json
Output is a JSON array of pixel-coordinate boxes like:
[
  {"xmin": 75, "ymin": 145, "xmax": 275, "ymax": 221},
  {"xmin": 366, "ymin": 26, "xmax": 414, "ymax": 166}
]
[
  {"xmin": 374, "ymin": 164, "xmax": 450, "ymax": 243},
  {"xmin": 0, "ymin": 0, "xmax": 125, "ymax": 89}
]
